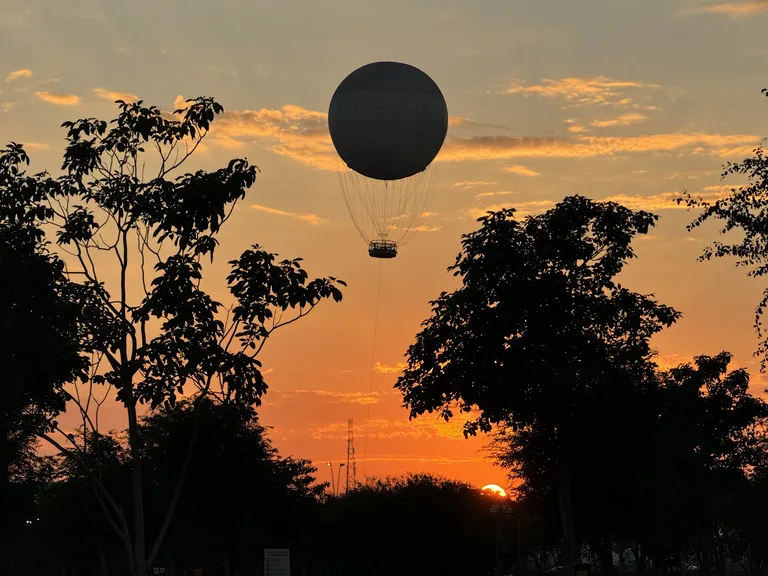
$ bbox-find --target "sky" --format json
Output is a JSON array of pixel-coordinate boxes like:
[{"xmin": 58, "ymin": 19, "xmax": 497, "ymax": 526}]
[{"xmin": 3, "ymin": 0, "xmax": 768, "ymax": 491}]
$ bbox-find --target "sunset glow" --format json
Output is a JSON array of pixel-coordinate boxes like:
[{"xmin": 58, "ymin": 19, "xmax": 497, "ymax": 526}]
[
  {"xmin": 481, "ymin": 484, "xmax": 508, "ymax": 497},
  {"xmin": 3, "ymin": 0, "xmax": 768, "ymax": 490}
]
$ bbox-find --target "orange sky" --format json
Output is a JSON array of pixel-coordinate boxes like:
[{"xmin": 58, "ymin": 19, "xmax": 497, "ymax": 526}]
[{"xmin": 4, "ymin": 0, "xmax": 768, "ymax": 491}]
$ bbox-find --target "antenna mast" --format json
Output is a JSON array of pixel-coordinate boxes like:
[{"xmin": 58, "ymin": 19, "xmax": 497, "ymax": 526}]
[{"xmin": 346, "ymin": 418, "xmax": 357, "ymax": 492}]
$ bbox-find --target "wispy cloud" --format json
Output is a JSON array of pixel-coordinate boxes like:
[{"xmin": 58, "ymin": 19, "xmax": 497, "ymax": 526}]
[
  {"xmin": 682, "ymin": 1, "xmax": 768, "ymax": 17},
  {"xmin": 0, "ymin": 103, "xmax": 14, "ymax": 112},
  {"xmin": 504, "ymin": 164, "xmax": 540, "ymax": 177},
  {"xmin": 6, "ymin": 68, "xmax": 32, "ymax": 82},
  {"xmin": 374, "ymin": 362, "xmax": 407, "ymax": 375},
  {"xmin": 601, "ymin": 187, "xmax": 735, "ymax": 211},
  {"xmin": 93, "ymin": 87, "xmax": 139, "ymax": 103},
  {"xmin": 209, "ymin": 103, "xmax": 340, "ymax": 170},
  {"xmin": 590, "ymin": 113, "xmax": 648, "ymax": 128},
  {"xmin": 666, "ymin": 170, "xmax": 717, "ymax": 180},
  {"xmin": 280, "ymin": 389, "xmax": 381, "ymax": 405},
  {"xmin": 410, "ymin": 225, "xmax": 442, "ymax": 233},
  {"xmin": 438, "ymin": 132, "xmax": 760, "ymax": 162},
  {"xmin": 34, "ymin": 91, "xmax": 80, "ymax": 106},
  {"xmin": 22, "ymin": 142, "xmax": 49, "ymax": 150},
  {"xmin": 354, "ymin": 455, "xmax": 486, "ymax": 464},
  {"xmin": 468, "ymin": 200, "xmax": 556, "ymax": 220},
  {"xmin": 176, "ymin": 100, "xmax": 757, "ymax": 172},
  {"xmin": 505, "ymin": 76, "xmax": 659, "ymax": 108},
  {"xmin": 475, "ymin": 191, "xmax": 518, "ymax": 200},
  {"xmin": 250, "ymin": 203, "xmax": 325, "ymax": 225},
  {"xmin": 654, "ymin": 352, "xmax": 694, "ymax": 371},
  {"xmin": 454, "ymin": 180, "xmax": 497, "ymax": 189},
  {"xmin": 311, "ymin": 416, "xmax": 474, "ymax": 441}
]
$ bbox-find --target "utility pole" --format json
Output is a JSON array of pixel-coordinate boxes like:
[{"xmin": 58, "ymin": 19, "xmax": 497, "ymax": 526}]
[
  {"xmin": 517, "ymin": 512, "xmax": 522, "ymax": 576},
  {"xmin": 337, "ymin": 463, "xmax": 345, "ymax": 496},
  {"xmin": 346, "ymin": 418, "xmax": 357, "ymax": 492}
]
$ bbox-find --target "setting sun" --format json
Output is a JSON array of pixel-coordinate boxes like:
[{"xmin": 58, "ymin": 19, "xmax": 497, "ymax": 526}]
[{"xmin": 481, "ymin": 484, "xmax": 507, "ymax": 497}]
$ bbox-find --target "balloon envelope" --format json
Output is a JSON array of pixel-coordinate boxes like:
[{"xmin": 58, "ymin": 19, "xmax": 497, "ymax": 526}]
[{"xmin": 328, "ymin": 61, "xmax": 448, "ymax": 181}]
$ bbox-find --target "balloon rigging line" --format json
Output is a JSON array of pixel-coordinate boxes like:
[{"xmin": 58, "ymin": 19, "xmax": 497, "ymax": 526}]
[
  {"xmin": 340, "ymin": 168, "xmax": 438, "ymax": 247},
  {"xmin": 362, "ymin": 258, "xmax": 384, "ymax": 479}
]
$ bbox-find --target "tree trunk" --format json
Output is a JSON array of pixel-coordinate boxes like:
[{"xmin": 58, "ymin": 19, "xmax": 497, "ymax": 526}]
[
  {"xmin": 632, "ymin": 545, "xmax": 644, "ymax": 575},
  {"xmin": 99, "ymin": 548, "xmax": 109, "ymax": 576},
  {"xmin": 223, "ymin": 549, "xmax": 232, "ymax": 576},
  {"xmin": 600, "ymin": 539, "xmax": 613, "ymax": 576},
  {"xmin": 0, "ymin": 434, "xmax": 14, "ymax": 576},
  {"xmin": 616, "ymin": 541, "xmax": 626, "ymax": 574},
  {"xmin": 556, "ymin": 459, "xmax": 576, "ymax": 576},
  {"xmin": 126, "ymin": 398, "xmax": 147, "ymax": 576},
  {"xmin": 699, "ymin": 526, "xmax": 713, "ymax": 576}
]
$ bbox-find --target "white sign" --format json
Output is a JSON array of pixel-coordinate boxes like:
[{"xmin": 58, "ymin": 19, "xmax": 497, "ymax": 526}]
[{"xmin": 264, "ymin": 548, "xmax": 290, "ymax": 576}]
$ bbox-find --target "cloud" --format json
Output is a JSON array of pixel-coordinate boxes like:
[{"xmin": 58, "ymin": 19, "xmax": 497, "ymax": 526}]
[
  {"xmin": 281, "ymin": 389, "xmax": 381, "ymax": 405},
  {"xmin": 93, "ymin": 87, "xmax": 139, "ymax": 103},
  {"xmin": 448, "ymin": 116, "xmax": 473, "ymax": 126},
  {"xmin": 666, "ymin": 170, "xmax": 717, "ymax": 180},
  {"xmin": 22, "ymin": 142, "xmax": 49, "ymax": 150},
  {"xmin": 590, "ymin": 113, "xmax": 648, "ymax": 128},
  {"xmin": 437, "ymin": 132, "xmax": 760, "ymax": 162},
  {"xmin": 250, "ymin": 203, "xmax": 325, "ymax": 225},
  {"xmin": 311, "ymin": 416, "xmax": 474, "ymax": 441},
  {"xmin": 601, "ymin": 187, "xmax": 734, "ymax": 211},
  {"xmin": 468, "ymin": 187, "xmax": 738, "ymax": 223},
  {"xmin": 34, "ymin": 91, "xmax": 80, "ymax": 105},
  {"xmin": 475, "ymin": 191, "xmax": 518, "ymax": 200},
  {"xmin": 468, "ymin": 200, "xmax": 556, "ymax": 220},
  {"xmin": 183, "ymin": 99, "xmax": 756, "ymax": 172},
  {"xmin": 505, "ymin": 76, "xmax": 659, "ymax": 108},
  {"xmin": 0, "ymin": 103, "xmax": 13, "ymax": 112},
  {"xmin": 209, "ymin": 104, "xmax": 341, "ymax": 170},
  {"xmin": 354, "ymin": 455, "xmax": 486, "ymax": 464},
  {"xmin": 683, "ymin": 1, "xmax": 768, "ymax": 17},
  {"xmin": 504, "ymin": 164, "xmax": 540, "ymax": 177},
  {"xmin": 454, "ymin": 180, "xmax": 497, "ymax": 189},
  {"xmin": 6, "ymin": 68, "xmax": 32, "ymax": 82},
  {"xmin": 410, "ymin": 225, "xmax": 442, "ymax": 233},
  {"xmin": 654, "ymin": 353, "xmax": 694, "ymax": 371},
  {"xmin": 373, "ymin": 362, "xmax": 407, "ymax": 375},
  {"xmin": 568, "ymin": 125, "xmax": 588, "ymax": 133}
]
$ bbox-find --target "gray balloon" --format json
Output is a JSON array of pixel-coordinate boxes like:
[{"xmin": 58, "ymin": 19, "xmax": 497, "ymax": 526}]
[{"xmin": 328, "ymin": 61, "xmax": 449, "ymax": 181}]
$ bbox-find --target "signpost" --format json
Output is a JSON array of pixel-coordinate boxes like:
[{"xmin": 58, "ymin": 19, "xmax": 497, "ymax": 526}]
[{"xmin": 264, "ymin": 549, "xmax": 290, "ymax": 576}]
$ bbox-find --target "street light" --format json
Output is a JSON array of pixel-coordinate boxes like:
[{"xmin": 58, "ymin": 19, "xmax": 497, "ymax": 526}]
[
  {"xmin": 327, "ymin": 462, "xmax": 336, "ymax": 496},
  {"xmin": 327, "ymin": 462, "xmax": 346, "ymax": 496}
]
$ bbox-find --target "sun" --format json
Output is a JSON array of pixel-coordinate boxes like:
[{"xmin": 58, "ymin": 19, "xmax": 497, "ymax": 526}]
[{"xmin": 481, "ymin": 484, "xmax": 507, "ymax": 497}]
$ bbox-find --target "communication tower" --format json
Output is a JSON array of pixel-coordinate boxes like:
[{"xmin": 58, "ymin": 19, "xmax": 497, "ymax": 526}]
[{"xmin": 345, "ymin": 418, "xmax": 357, "ymax": 492}]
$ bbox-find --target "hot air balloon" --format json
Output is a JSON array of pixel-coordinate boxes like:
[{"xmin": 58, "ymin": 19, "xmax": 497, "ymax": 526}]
[{"xmin": 328, "ymin": 61, "xmax": 448, "ymax": 258}]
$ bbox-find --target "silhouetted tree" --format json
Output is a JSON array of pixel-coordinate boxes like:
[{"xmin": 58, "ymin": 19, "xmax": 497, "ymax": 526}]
[
  {"xmin": 309, "ymin": 474, "xmax": 496, "ymax": 576},
  {"xmin": 655, "ymin": 353, "xmax": 768, "ymax": 576},
  {"xmin": 681, "ymin": 89, "xmax": 768, "ymax": 370},
  {"xmin": 396, "ymin": 196, "xmax": 680, "ymax": 576},
  {"xmin": 40, "ymin": 431, "xmax": 131, "ymax": 576},
  {"xmin": 137, "ymin": 399, "xmax": 324, "ymax": 576},
  {"xmin": 0, "ymin": 97, "xmax": 345, "ymax": 576},
  {"xmin": 0, "ymin": 144, "xmax": 89, "ymax": 576}
]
